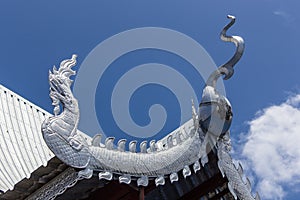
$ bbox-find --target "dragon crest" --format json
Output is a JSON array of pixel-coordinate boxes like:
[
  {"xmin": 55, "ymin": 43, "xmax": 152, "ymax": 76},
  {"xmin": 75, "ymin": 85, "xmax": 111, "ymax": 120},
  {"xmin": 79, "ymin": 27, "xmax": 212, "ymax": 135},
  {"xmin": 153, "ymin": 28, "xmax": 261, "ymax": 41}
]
[{"xmin": 41, "ymin": 16, "xmax": 259, "ymax": 200}]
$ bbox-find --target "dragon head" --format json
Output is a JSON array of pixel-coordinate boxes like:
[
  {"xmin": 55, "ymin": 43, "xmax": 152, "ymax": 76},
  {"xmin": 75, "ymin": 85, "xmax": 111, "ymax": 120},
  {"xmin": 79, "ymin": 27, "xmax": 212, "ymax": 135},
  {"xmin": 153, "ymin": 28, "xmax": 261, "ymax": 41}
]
[{"xmin": 49, "ymin": 54, "xmax": 77, "ymax": 115}]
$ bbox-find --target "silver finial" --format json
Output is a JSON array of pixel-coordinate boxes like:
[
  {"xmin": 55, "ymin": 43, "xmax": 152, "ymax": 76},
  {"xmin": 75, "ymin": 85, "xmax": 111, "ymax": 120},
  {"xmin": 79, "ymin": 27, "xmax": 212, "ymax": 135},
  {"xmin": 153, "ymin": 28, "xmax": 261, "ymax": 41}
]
[{"xmin": 206, "ymin": 15, "xmax": 245, "ymax": 88}]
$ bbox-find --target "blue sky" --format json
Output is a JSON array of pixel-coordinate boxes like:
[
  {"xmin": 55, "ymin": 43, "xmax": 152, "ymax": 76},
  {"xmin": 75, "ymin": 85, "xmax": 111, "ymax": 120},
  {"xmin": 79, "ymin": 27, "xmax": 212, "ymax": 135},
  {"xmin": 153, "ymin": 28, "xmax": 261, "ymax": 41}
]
[{"xmin": 0, "ymin": 1, "xmax": 300, "ymax": 199}]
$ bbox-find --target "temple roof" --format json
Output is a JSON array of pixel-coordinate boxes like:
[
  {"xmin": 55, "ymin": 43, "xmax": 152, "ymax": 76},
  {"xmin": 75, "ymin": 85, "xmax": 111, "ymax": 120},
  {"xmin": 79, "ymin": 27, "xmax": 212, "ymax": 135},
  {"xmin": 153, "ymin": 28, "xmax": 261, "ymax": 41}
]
[
  {"xmin": 0, "ymin": 84, "xmax": 258, "ymax": 200},
  {"xmin": 0, "ymin": 85, "xmax": 54, "ymax": 193}
]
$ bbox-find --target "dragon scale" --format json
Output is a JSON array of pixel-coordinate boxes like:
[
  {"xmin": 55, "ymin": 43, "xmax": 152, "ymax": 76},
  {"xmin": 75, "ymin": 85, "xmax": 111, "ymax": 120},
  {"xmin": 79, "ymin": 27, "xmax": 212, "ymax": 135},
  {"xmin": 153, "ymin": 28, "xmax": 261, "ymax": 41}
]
[
  {"xmin": 41, "ymin": 15, "xmax": 260, "ymax": 199},
  {"xmin": 41, "ymin": 53, "xmax": 208, "ymax": 179}
]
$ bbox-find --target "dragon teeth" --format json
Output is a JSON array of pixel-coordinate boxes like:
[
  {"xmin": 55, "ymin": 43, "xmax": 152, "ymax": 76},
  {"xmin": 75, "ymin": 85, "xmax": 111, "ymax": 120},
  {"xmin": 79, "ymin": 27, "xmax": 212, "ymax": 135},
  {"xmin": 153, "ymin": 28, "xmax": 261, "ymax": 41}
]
[
  {"xmin": 140, "ymin": 141, "xmax": 147, "ymax": 153},
  {"xmin": 155, "ymin": 175, "xmax": 165, "ymax": 186},
  {"xmin": 245, "ymin": 177, "xmax": 252, "ymax": 191},
  {"xmin": 78, "ymin": 168, "xmax": 93, "ymax": 180},
  {"xmin": 175, "ymin": 132, "xmax": 183, "ymax": 144},
  {"xmin": 180, "ymin": 128, "xmax": 188, "ymax": 139},
  {"xmin": 105, "ymin": 137, "xmax": 115, "ymax": 150},
  {"xmin": 129, "ymin": 140, "xmax": 137, "ymax": 153},
  {"xmin": 137, "ymin": 175, "xmax": 148, "ymax": 187},
  {"xmin": 91, "ymin": 134, "xmax": 102, "ymax": 147},
  {"xmin": 170, "ymin": 172, "xmax": 179, "ymax": 183},
  {"xmin": 183, "ymin": 165, "xmax": 191, "ymax": 178},
  {"xmin": 149, "ymin": 140, "xmax": 156, "ymax": 152},
  {"xmin": 193, "ymin": 160, "xmax": 201, "ymax": 173},
  {"xmin": 117, "ymin": 139, "xmax": 126, "ymax": 152},
  {"xmin": 237, "ymin": 162, "xmax": 244, "ymax": 175},
  {"xmin": 98, "ymin": 171, "xmax": 113, "ymax": 181},
  {"xmin": 119, "ymin": 174, "xmax": 131, "ymax": 184},
  {"xmin": 167, "ymin": 135, "xmax": 173, "ymax": 148},
  {"xmin": 201, "ymin": 154, "xmax": 209, "ymax": 167}
]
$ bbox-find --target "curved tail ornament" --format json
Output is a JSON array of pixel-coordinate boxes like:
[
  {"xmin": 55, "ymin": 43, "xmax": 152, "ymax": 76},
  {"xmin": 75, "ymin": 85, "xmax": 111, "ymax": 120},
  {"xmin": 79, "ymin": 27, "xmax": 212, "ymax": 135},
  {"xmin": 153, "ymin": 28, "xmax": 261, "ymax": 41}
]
[
  {"xmin": 199, "ymin": 15, "xmax": 244, "ymax": 137},
  {"xmin": 206, "ymin": 15, "xmax": 245, "ymax": 88},
  {"xmin": 200, "ymin": 16, "xmax": 258, "ymax": 200}
]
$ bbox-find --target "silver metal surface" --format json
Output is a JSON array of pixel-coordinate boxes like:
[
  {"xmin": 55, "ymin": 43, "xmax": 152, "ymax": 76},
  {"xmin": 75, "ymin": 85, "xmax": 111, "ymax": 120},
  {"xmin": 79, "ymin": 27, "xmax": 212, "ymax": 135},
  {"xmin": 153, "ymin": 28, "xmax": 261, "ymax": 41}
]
[
  {"xmin": 193, "ymin": 160, "xmax": 201, "ymax": 173},
  {"xmin": 39, "ymin": 15, "xmax": 259, "ymax": 200},
  {"xmin": 98, "ymin": 171, "xmax": 113, "ymax": 181},
  {"xmin": 137, "ymin": 175, "xmax": 148, "ymax": 187},
  {"xmin": 119, "ymin": 174, "xmax": 131, "ymax": 184},
  {"xmin": 206, "ymin": 15, "xmax": 245, "ymax": 87},
  {"xmin": 41, "ymin": 54, "xmax": 207, "ymax": 178},
  {"xmin": 155, "ymin": 175, "xmax": 165, "ymax": 186},
  {"xmin": 169, "ymin": 172, "xmax": 179, "ymax": 183},
  {"xmin": 182, "ymin": 165, "xmax": 192, "ymax": 178},
  {"xmin": 217, "ymin": 132, "xmax": 259, "ymax": 200}
]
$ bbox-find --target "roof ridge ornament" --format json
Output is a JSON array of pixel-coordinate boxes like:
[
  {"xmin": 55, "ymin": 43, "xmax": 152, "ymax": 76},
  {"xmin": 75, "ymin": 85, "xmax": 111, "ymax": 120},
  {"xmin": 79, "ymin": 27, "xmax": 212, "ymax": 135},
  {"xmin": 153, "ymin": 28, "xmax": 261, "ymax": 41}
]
[
  {"xmin": 41, "ymin": 15, "xmax": 258, "ymax": 200},
  {"xmin": 206, "ymin": 15, "xmax": 245, "ymax": 88}
]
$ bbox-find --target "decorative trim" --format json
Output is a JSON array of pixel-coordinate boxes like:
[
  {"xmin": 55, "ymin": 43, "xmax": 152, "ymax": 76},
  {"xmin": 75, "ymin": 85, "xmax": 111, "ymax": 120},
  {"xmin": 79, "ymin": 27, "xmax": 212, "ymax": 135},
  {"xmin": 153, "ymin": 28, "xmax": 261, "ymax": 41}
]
[
  {"xmin": 26, "ymin": 168, "xmax": 79, "ymax": 200},
  {"xmin": 217, "ymin": 133, "xmax": 260, "ymax": 200}
]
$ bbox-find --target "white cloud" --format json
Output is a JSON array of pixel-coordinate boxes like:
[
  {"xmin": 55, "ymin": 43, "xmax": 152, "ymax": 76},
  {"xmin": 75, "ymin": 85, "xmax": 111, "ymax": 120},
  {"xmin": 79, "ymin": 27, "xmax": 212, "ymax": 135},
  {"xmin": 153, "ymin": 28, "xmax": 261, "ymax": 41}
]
[
  {"xmin": 273, "ymin": 10, "xmax": 290, "ymax": 18},
  {"xmin": 273, "ymin": 10, "xmax": 295, "ymax": 26},
  {"xmin": 240, "ymin": 94, "xmax": 300, "ymax": 200}
]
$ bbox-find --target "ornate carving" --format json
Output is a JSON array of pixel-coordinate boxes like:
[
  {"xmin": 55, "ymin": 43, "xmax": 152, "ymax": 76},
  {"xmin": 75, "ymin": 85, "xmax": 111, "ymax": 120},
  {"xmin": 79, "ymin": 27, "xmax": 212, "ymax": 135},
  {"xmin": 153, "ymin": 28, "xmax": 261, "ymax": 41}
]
[
  {"xmin": 217, "ymin": 133, "xmax": 260, "ymax": 200},
  {"xmin": 42, "ymin": 53, "xmax": 208, "ymax": 185},
  {"xmin": 41, "ymin": 15, "xmax": 258, "ymax": 200},
  {"xmin": 27, "ymin": 168, "xmax": 80, "ymax": 200}
]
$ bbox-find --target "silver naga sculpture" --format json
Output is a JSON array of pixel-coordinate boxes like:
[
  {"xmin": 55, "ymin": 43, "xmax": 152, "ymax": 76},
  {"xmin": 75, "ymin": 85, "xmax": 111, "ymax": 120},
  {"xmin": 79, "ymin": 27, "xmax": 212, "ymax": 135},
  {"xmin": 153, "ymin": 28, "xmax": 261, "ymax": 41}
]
[{"xmin": 42, "ymin": 15, "xmax": 259, "ymax": 200}]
